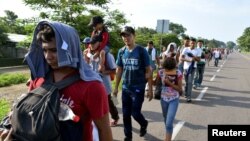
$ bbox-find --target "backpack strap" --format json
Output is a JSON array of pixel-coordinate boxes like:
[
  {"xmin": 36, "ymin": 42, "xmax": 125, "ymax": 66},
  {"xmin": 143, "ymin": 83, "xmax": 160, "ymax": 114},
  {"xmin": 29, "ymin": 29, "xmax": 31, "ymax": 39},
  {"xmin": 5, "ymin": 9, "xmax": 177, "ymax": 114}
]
[
  {"xmin": 119, "ymin": 46, "xmax": 126, "ymax": 62},
  {"xmin": 54, "ymin": 74, "xmax": 81, "ymax": 90}
]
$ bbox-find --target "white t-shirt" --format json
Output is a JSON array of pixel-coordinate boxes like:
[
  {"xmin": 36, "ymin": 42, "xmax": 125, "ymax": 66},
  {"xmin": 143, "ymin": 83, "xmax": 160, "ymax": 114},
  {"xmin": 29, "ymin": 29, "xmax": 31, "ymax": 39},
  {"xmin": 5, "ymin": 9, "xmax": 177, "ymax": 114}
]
[
  {"xmin": 213, "ymin": 50, "xmax": 220, "ymax": 58},
  {"xmin": 182, "ymin": 47, "xmax": 202, "ymax": 70}
]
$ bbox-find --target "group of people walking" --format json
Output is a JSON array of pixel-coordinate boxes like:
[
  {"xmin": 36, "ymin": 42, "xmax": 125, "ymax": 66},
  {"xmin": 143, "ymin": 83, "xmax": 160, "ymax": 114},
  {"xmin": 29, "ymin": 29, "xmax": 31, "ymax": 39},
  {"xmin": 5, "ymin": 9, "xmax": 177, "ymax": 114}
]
[{"xmin": 0, "ymin": 15, "xmax": 229, "ymax": 141}]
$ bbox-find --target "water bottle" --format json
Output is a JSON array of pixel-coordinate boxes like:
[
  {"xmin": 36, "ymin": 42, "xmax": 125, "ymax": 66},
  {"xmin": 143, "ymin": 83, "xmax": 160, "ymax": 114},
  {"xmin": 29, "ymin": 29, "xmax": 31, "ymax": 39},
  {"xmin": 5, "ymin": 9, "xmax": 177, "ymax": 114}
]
[{"xmin": 58, "ymin": 102, "xmax": 80, "ymax": 122}]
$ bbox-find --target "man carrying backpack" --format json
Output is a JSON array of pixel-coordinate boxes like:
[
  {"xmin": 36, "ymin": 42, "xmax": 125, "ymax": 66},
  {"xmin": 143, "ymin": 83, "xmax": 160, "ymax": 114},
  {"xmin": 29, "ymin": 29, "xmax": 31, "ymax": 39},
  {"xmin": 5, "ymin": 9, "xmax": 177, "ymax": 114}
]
[
  {"xmin": 113, "ymin": 26, "xmax": 153, "ymax": 141},
  {"xmin": 0, "ymin": 21, "xmax": 113, "ymax": 141}
]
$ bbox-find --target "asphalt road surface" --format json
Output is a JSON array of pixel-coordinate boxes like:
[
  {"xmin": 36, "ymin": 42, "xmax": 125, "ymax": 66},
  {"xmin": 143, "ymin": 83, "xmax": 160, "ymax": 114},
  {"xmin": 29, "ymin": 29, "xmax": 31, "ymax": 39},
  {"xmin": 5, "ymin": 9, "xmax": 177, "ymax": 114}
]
[
  {"xmin": 111, "ymin": 52, "xmax": 250, "ymax": 141},
  {"xmin": 1, "ymin": 52, "xmax": 249, "ymax": 141}
]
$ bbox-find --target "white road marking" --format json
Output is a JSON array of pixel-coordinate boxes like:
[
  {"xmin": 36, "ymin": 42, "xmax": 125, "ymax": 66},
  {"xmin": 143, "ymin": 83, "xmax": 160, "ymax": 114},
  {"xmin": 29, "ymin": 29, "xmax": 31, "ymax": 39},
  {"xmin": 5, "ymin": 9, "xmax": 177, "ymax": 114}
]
[
  {"xmin": 216, "ymin": 69, "xmax": 220, "ymax": 72},
  {"xmin": 210, "ymin": 75, "xmax": 216, "ymax": 81},
  {"xmin": 172, "ymin": 121, "xmax": 185, "ymax": 140},
  {"xmin": 195, "ymin": 87, "xmax": 208, "ymax": 101}
]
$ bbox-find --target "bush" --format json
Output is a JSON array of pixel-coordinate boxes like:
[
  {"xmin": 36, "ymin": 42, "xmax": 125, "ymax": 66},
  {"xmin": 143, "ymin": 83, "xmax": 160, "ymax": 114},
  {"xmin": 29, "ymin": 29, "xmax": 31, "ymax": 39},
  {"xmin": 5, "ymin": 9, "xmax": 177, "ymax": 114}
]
[
  {"xmin": 0, "ymin": 99, "xmax": 10, "ymax": 121},
  {"xmin": 0, "ymin": 73, "xmax": 29, "ymax": 87}
]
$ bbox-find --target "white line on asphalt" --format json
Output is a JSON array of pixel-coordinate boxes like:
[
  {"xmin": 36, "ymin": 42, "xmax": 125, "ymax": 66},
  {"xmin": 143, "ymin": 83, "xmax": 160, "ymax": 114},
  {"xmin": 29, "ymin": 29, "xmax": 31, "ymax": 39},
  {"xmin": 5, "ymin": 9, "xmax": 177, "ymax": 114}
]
[
  {"xmin": 216, "ymin": 69, "xmax": 220, "ymax": 72},
  {"xmin": 195, "ymin": 87, "xmax": 208, "ymax": 101},
  {"xmin": 210, "ymin": 75, "xmax": 216, "ymax": 81},
  {"xmin": 172, "ymin": 121, "xmax": 185, "ymax": 140},
  {"xmin": 220, "ymin": 64, "xmax": 223, "ymax": 67}
]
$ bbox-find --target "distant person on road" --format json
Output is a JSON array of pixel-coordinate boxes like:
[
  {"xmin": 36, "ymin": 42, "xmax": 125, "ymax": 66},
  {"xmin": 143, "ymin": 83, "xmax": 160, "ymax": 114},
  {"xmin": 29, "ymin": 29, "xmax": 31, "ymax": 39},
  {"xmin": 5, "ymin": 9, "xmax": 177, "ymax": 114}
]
[
  {"xmin": 213, "ymin": 48, "xmax": 220, "ymax": 67},
  {"xmin": 194, "ymin": 39, "xmax": 206, "ymax": 88},
  {"xmin": 163, "ymin": 42, "xmax": 178, "ymax": 63},
  {"xmin": 177, "ymin": 36, "xmax": 190, "ymax": 74},
  {"xmin": 113, "ymin": 26, "xmax": 153, "ymax": 141},
  {"xmin": 82, "ymin": 37, "xmax": 91, "ymax": 49},
  {"xmin": 145, "ymin": 40, "xmax": 158, "ymax": 91},
  {"xmin": 206, "ymin": 48, "xmax": 213, "ymax": 66},
  {"xmin": 180, "ymin": 38, "xmax": 201, "ymax": 102},
  {"xmin": 154, "ymin": 57, "xmax": 182, "ymax": 141},
  {"xmin": 159, "ymin": 46, "xmax": 167, "ymax": 68}
]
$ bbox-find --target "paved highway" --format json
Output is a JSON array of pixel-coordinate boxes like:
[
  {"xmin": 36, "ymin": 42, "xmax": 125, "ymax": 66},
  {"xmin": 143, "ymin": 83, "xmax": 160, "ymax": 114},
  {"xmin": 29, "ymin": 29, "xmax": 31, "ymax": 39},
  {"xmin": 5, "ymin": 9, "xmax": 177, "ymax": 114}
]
[{"xmin": 111, "ymin": 52, "xmax": 250, "ymax": 141}]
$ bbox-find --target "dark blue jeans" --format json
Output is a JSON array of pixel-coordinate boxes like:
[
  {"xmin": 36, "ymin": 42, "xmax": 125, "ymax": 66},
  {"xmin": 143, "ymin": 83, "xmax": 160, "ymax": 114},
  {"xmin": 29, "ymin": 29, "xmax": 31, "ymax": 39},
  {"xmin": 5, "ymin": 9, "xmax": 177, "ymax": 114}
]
[
  {"xmin": 184, "ymin": 68, "xmax": 196, "ymax": 99},
  {"xmin": 122, "ymin": 88, "xmax": 147, "ymax": 138},
  {"xmin": 214, "ymin": 58, "xmax": 219, "ymax": 66},
  {"xmin": 194, "ymin": 64, "xmax": 205, "ymax": 86}
]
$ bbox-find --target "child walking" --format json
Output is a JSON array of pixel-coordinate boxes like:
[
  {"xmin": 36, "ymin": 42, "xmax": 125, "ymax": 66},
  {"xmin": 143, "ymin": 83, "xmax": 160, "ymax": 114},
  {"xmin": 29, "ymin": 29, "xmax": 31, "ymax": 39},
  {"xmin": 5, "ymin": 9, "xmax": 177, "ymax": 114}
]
[{"xmin": 154, "ymin": 57, "xmax": 183, "ymax": 141}]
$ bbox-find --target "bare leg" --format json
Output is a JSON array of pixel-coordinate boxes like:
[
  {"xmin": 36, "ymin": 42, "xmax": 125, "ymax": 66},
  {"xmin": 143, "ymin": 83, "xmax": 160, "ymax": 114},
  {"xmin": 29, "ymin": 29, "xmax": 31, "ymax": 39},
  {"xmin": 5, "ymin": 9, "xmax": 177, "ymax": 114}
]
[{"xmin": 165, "ymin": 133, "xmax": 172, "ymax": 141}]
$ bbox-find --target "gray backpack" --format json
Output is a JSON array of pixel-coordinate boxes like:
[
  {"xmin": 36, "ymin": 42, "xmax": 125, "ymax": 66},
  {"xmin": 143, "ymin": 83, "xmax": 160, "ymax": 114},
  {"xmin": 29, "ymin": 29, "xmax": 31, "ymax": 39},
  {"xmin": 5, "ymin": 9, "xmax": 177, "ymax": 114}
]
[{"xmin": 11, "ymin": 74, "xmax": 82, "ymax": 141}]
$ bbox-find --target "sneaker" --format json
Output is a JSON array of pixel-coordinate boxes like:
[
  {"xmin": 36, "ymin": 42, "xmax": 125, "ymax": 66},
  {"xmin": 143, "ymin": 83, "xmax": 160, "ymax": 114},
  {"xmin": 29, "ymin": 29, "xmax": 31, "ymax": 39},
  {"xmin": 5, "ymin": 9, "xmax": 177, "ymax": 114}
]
[
  {"xmin": 124, "ymin": 137, "xmax": 132, "ymax": 141},
  {"xmin": 140, "ymin": 120, "xmax": 148, "ymax": 137},
  {"xmin": 193, "ymin": 84, "xmax": 198, "ymax": 89},
  {"xmin": 186, "ymin": 98, "xmax": 192, "ymax": 103}
]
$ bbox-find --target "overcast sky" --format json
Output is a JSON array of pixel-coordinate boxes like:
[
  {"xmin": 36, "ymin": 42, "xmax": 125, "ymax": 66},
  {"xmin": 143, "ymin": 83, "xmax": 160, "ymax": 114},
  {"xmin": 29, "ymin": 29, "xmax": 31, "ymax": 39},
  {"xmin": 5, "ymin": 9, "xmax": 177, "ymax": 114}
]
[{"xmin": 1, "ymin": 0, "xmax": 250, "ymax": 43}]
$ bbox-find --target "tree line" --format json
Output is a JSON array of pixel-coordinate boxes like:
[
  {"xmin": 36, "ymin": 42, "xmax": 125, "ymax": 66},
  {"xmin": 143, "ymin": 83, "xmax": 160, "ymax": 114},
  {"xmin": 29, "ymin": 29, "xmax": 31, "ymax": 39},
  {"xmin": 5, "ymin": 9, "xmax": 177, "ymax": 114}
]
[{"xmin": 0, "ymin": 0, "xmax": 243, "ymax": 59}]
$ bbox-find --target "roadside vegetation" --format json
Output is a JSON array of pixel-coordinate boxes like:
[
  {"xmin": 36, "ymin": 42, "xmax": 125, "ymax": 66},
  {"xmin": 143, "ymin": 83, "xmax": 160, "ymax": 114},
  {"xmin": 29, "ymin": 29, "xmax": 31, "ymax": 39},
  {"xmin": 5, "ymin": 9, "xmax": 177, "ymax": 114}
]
[
  {"xmin": 0, "ymin": 99, "xmax": 10, "ymax": 121},
  {"xmin": 0, "ymin": 72, "xmax": 29, "ymax": 87}
]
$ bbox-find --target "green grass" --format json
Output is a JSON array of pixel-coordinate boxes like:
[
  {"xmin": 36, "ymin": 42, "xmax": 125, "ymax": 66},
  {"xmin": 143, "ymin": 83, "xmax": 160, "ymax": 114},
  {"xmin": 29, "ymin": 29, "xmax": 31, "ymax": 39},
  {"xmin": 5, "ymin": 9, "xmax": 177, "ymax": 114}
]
[
  {"xmin": 111, "ymin": 80, "xmax": 122, "ymax": 91},
  {"xmin": 0, "ymin": 72, "xmax": 30, "ymax": 87},
  {"xmin": 242, "ymin": 51, "xmax": 250, "ymax": 54},
  {"xmin": 0, "ymin": 99, "xmax": 11, "ymax": 121}
]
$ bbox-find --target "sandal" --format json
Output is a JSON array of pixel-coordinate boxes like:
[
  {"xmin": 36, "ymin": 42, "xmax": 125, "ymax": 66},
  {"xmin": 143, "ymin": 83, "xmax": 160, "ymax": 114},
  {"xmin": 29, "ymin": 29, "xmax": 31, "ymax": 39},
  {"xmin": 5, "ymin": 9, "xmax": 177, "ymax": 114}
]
[{"xmin": 110, "ymin": 119, "xmax": 119, "ymax": 127}]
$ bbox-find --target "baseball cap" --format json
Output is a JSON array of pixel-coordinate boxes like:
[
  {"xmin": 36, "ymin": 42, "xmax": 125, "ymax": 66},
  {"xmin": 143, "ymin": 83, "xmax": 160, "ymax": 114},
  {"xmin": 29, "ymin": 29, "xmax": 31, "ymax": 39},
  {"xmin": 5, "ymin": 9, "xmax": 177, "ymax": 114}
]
[
  {"xmin": 88, "ymin": 16, "xmax": 104, "ymax": 27},
  {"xmin": 120, "ymin": 26, "xmax": 135, "ymax": 36},
  {"xmin": 82, "ymin": 37, "xmax": 91, "ymax": 44},
  {"xmin": 89, "ymin": 35, "xmax": 102, "ymax": 44}
]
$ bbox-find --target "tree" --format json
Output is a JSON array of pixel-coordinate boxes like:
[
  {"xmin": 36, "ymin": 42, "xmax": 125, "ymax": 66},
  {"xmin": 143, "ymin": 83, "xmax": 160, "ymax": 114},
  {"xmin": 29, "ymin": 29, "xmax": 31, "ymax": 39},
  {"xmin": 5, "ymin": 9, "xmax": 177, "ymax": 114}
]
[
  {"xmin": 226, "ymin": 41, "xmax": 236, "ymax": 50},
  {"xmin": 23, "ymin": 0, "xmax": 128, "ymax": 54},
  {"xmin": 169, "ymin": 22, "xmax": 187, "ymax": 35},
  {"xmin": 207, "ymin": 39, "xmax": 226, "ymax": 49},
  {"xmin": 4, "ymin": 10, "xmax": 18, "ymax": 26},
  {"xmin": 237, "ymin": 27, "xmax": 250, "ymax": 51},
  {"xmin": 136, "ymin": 27, "xmax": 157, "ymax": 35},
  {"xmin": 0, "ymin": 18, "xmax": 8, "ymax": 46}
]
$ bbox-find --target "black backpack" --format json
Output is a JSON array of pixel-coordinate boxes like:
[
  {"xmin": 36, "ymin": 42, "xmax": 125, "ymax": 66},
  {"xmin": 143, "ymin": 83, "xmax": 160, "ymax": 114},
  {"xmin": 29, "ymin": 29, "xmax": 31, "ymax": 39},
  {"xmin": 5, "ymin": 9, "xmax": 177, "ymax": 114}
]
[
  {"xmin": 11, "ymin": 74, "xmax": 82, "ymax": 141},
  {"xmin": 104, "ymin": 52, "xmax": 116, "ymax": 81}
]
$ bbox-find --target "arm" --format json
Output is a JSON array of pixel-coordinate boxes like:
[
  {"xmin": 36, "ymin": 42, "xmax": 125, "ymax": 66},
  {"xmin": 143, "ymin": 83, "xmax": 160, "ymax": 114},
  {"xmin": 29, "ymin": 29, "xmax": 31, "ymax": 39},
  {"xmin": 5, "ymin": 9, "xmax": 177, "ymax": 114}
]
[
  {"xmin": 193, "ymin": 56, "xmax": 201, "ymax": 62},
  {"xmin": 175, "ymin": 51, "xmax": 180, "ymax": 64},
  {"xmin": 113, "ymin": 66, "xmax": 123, "ymax": 97},
  {"xmin": 94, "ymin": 113, "xmax": 113, "ymax": 141},
  {"xmin": 164, "ymin": 75, "xmax": 183, "ymax": 92},
  {"xmin": 102, "ymin": 69, "xmax": 115, "ymax": 75},
  {"xmin": 98, "ymin": 50, "xmax": 106, "ymax": 72},
  {"xmin": 153, "ymin": 72, "xmax": 160, "ymax": 86},
  {"xmin": 83, "ymin": 49, "xmax": 90, "ymax": 64},
  {"xmin": 146, "ymin": 65, "xmax": 153, "ymax": 101}
]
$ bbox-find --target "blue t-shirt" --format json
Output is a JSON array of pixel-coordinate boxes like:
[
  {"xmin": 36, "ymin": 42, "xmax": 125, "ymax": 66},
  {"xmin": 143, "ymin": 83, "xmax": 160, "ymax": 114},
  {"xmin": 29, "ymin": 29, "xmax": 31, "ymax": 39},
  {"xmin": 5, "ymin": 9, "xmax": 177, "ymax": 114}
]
[{"xmin": 116, "ymin": 45, "xmax": 150, "ymax": 90}]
